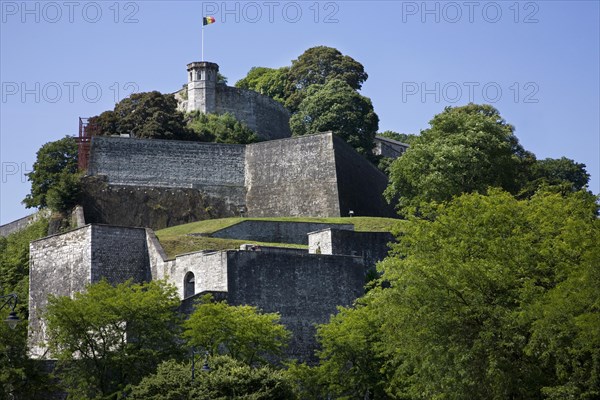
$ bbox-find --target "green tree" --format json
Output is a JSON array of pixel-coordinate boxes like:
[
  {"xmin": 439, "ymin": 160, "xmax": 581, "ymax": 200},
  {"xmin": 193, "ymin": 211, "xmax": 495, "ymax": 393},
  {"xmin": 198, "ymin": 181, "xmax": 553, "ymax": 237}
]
[
  {"xmin": 385, "ymin": 103, "xmax": 534, "ymax": 215},
  {"xmin": 298, "ymin": 190, "xmax": 599, "ymax": 399},
  {"xmin": 45, "ymin": 280, "xmax": 184, "ymax": 399},
  {"xmin": 290, "ymin": 79, "xmax": 379, "ymax": 157},
  {"xmin": 87, "ymin": 91, "xmax": 191, "ymax": 140},
  {"xmin": 288, "ymin": 298, "xmax": 390, "ymax": 400},
  {"xmin": 520, "ymin": 156, "xmax": 590, "ymax": 196},
  {"xmin": 183, "ymin": 295, "xmax": 290, "ymax": 365},
  {"xmin": 0, "ymin": 219, "xmax": 50, "ymax": 399},
  {"xmin": 187, "ymin": 112, "xmax": 258, "ymax": 144},
  {"xmin": 286, "ymin": 46, "xmax": 368, "ymax": 111},
  {"xmin": 128, "ymin": 356, "xmax": 296, "ymax": 400},
  {"xmin": 235, "ymin": 66, "xmax": 290, "ymax": 105},
  {"xmin": 373, "ymin": 189, "xmax": 599, "ymax": 398},
  {"xmin": 23, "ymin": 136, "xmax": 79, "ymax": 210}
]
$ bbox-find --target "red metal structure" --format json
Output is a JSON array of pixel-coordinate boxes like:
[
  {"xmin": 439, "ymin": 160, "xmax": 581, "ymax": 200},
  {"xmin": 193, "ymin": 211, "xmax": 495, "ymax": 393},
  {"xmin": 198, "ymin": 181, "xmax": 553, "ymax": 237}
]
[{"xmin": 77, "ymin": 117, "xmax": 92, "ymax": 171}]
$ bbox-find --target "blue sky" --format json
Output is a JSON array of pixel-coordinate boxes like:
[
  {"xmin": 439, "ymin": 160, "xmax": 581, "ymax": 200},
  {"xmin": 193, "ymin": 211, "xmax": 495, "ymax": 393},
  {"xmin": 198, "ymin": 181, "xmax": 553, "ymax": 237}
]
[{"xmin": 1, "ymin": 0, "xmax": 599, "ymax": 224}]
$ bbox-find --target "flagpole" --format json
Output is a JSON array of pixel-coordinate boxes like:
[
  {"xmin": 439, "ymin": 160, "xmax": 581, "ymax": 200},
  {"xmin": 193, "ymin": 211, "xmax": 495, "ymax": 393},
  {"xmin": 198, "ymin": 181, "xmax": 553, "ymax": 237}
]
[{"xmin": 202, "ymin": 22, "xmax": 204, "ymax": 61}]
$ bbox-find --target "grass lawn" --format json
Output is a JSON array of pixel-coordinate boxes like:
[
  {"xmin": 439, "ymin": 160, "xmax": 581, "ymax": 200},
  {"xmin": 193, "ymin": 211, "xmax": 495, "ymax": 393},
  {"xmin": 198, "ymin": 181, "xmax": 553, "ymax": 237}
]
[{"xmin": 155, "ymin": 216, "xmax": 403, "ymax": 259}]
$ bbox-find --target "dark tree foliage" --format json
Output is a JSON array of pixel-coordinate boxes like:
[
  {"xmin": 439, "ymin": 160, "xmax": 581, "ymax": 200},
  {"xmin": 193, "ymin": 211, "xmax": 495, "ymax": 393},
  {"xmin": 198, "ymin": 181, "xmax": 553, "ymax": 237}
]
[
  {"xmin": 286, "ymin": 46, "xmax": 368, "ymax": 111},
  {"xmin": 87, "ymin": 91, "xmax": 191, "ymax": 140},
  {"xmin": 23, "ymin": 136, "xmax": 79, "ymax": 210},
  {"xmin": 378, "ymin": 130, "xmax": 418, "ymax": 145},
  {"xmin": 290, "ymin": 79, "xmax": 379, "ymax": 157},
  {"xmin": 520, "ymin": 156, "xmax": 590, "ymax": 196},
  {"xmin": 128, "ymin": 356, "xmax": 296, "ymax": 400},
  {"xmin": 0, "ymin": 219, "xmax": 50, "ymax": 399}
]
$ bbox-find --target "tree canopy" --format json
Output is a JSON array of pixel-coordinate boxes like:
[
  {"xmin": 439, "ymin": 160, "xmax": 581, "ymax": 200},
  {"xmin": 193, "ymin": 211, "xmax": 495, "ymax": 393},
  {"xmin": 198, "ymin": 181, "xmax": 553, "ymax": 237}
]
[
  {"xmin": 23, "ymin": 136, "xmax": 79, "ymax": 211},
  {"xmin": 128, "ymin": 356, "xmax": 295, "ymax": 400},
  {"xmin": 521, "ymin": 156, "xmax": 590, "ymax": 196},
  {"xmin": 187, "ymin": 112, "xmax": 258, "ymax": 144},
  {"xmin": 290, "ymin": 79, "xmax": 379, "ymax": 157},
  {"xmin": 45, "ymin": 280, "xmax": 184, "ymax": 399},
  {"xmin": 385, "ymin": 103, "xmax": 535, "ymax": 215},
  {"xmin": 378, "ymin": 130, "xmax": 418, "ymax": 145},
  {"xmin": 87, "ymin": 91, "xmax": 190, "ymax": 140},
  {"xmin": 235, "ymin": 66, "xmax": 290, "ymax": 105},
  {"xmin": 183, "ymin": 295, "xmax": 290, "ymax": 365},
  {"xmin": 295, "ymin": 189, "xmax": 599, "ymax": 399},
  {"xmin": 285, "ymin": 46, "xmax": 368, "ymax": 112}
]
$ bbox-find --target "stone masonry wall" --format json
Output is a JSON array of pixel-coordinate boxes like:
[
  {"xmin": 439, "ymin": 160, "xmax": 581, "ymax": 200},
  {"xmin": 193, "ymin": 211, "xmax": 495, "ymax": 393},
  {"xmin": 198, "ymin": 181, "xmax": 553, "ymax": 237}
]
[
  {"xmin": 88, "ymin": 136, "xmax": 246, "ymax": 196},
  {"xmin": 29, "ymin": 226, "xmax": 93, "ymax": 358},
  {"xmin": 215, "ymin": 86, "xmax": 291, "ymax": 141},
  {"xmin": 333, "ymin": 135, "xmax": 397, "ymax": 218},
  {"xmin": 211, "ymin": 220, "xmax": 353, "ymax": 244},
  {"xmin": 225, "ymin": 250, "xmax": 366, "ymax": 361},
  {"xmin": 90, "ymin": 225, "xmax": 151, "ymax": 284},
  {"xmin": 244, "ymin": 133, "xmax": 341, "ymax": 217},
  {"xmin": 308, "ymin": 228, "xmax": 395, "ymax": 267},
  {"xmin": 166, "ymin": 251, "xmax": 228, "ymax": 300},
  {"xmin": 0, "ymin": 210, "xmax": 49, "ymax": 237},
  {"xmin": 80, "ymin": 176, "xmax": 238, "ymax": 230},
  {"xmin": 28, "ymin": 225, "xmax": 152, "ymax": 358}
]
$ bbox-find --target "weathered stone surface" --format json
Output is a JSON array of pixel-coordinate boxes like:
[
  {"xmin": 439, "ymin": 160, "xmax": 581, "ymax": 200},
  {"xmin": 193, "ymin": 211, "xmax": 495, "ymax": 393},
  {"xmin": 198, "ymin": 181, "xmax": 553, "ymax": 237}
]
[
  {"xmin": 0, "ymin": 210, "xmax": 49, "ymax": 237},
  {"xmin": 182, "ymin": 61, "xmax": 291, "ymax": 141},
  {"xmin": 88, "ymin": 136, "xmax": 246, "ymax": 191},
  {"xmin": 374, "ymin": 135, "xmax": 410, "ymax": 158},
  {"xmin": 308, "ymin": 228, "xmax": 395, "ymax": 267},
  {"xmin": 211, "ymin": 220, "xmax": 353, "ymax": 244},
  {"xmin": 215, "ymin": 85, "xmax": 291, "ymax": 140},
  {"xmin": 81, "ymin": 176, "xmax": 237, "ymax": 230},
  {"xmin": 84, "ymin": 133, "xmax": 399, "ymax": 226},
  {"xmin": 29, "ymin": 226, "xmax": 93, "ymax": 358},
  {"xmin": 28, "ymin": 225, "xmax": 150, "ymax": 358},
  {"xmin": 245, "ymin": 134, "xmax": 342, "ymax": 217},
  {"xmin": 225, "ymin": 250, "xmax": 367, "ymax": 361}
]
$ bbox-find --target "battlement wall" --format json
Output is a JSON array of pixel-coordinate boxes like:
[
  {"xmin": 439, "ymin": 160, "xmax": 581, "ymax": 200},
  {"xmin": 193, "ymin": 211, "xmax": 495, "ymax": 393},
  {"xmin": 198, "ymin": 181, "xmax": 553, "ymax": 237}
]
[
  {"xmin": 28, "ymin": 225, "xmax": 151, "ymax": 358},
  {"xmin": 245, "ymin": 133, "xmax": 342, "ymax": 217},
  {"xmin": 85, "ymin": 133, "xmax": 397, "ymax": 226},
  {"xmin": 215, "ymin": 86, "xmax": 291, "ymax": 140},
  {"xmin": 88, "ymin": 136, "xmax": 246, "ymax": 191},
  {"xmin": 308, "ymin": 228, "xmax": 395, "ymax": 267},
  {"xmin": 225, "ymin": 250, "xmax": 367, "ymax": 360}
]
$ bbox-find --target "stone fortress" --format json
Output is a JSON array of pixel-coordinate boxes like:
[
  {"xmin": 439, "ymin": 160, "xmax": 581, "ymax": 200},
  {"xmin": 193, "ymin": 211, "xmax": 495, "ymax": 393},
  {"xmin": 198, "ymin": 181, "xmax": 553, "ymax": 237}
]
[{"xmin": 2, "ymin": 60, "xmax": 410, "ymax": 361}]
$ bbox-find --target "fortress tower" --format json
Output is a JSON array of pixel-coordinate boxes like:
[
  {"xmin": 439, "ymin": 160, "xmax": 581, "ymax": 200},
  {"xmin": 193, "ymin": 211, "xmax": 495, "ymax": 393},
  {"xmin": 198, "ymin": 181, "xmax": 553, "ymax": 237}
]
[
  {"xmin": 178, "ymin": 60, "xmax": 292, "ymax": 140},
  {"xmin": 186, "ymin": 61, "xmax": 219, "ymax": 113}
]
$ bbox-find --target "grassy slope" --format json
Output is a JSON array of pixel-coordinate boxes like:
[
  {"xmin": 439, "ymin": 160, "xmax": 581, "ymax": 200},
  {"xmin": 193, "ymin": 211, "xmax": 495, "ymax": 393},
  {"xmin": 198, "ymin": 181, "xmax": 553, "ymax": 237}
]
[{"xmin": 155, "ymin": 217, "xmax": 403, "ymax": 259}]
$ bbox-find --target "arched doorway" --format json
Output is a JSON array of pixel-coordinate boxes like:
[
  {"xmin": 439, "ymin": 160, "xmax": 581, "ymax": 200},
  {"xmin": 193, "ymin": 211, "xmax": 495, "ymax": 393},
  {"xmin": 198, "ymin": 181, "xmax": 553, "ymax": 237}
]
[{"xmin": 184, "ymin": 271, "xmax": 195, "ymax": 298}]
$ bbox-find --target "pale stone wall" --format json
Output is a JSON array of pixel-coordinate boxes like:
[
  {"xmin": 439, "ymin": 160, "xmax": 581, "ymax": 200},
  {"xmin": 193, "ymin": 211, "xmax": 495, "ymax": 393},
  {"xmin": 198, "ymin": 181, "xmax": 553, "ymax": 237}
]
[
  {"xmin": 167, "ymin": 251, "xmax": 228, "ymax": 300},
  {"xmin": 244, "ymin": 133, "xmax": 342, "ymax": 217},
  {"xmin": 28, "ymin": 226, "xmax": 93, "ymax": 358}
]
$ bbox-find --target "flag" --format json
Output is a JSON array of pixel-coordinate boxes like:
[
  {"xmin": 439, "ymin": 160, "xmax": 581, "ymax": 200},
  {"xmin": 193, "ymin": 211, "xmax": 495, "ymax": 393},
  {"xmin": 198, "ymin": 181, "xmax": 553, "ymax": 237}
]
[{"xmin": 203, "ymin": 16, "xmax": 216, "ymax": 25}]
